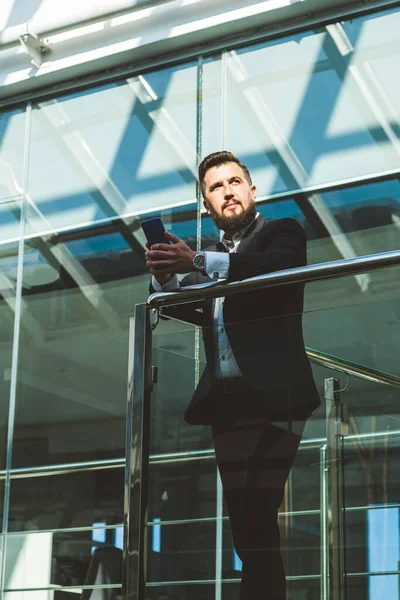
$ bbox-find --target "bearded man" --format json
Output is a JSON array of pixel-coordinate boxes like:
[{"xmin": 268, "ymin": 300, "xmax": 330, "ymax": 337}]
[{"xmin": 146, "ymin": 151, "xmax": 319, "ymax": 600}]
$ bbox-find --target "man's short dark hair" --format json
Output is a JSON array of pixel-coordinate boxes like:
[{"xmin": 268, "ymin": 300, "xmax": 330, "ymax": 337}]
[{"xmin": 198, "ymin": 151, "xmax": 252, "ymax": 197}]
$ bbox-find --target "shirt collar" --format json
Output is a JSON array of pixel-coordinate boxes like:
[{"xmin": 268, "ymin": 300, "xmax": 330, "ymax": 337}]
[{"xmin": 221, "ymin": 212, "xmax": 260, "ymax": 249}]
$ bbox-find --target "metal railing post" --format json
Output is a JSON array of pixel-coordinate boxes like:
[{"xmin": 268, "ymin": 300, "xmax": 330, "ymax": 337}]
[
  {"xmin": 123, "ymin": 303, "xmax": 153, "ymax": 600},
  {"xmin": 325, "ymin": 378, "xmax": 348, "ymax": 600},
  {"xmin": 320, "ymin": 444, "xmax": 329, "ymax": 600}
]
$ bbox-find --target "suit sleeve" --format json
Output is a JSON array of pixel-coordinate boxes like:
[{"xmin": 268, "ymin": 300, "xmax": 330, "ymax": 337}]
[
  {"xmin": 228, "ymin": 218, "xmax": 306, "ymax": 281},
  {"xmin": 149, "ymin": 271, "xmax": 198, "ymax": 295},
  {"xmin": 148, "ymin": 271, "xmax": 205, "ymax": 326}
]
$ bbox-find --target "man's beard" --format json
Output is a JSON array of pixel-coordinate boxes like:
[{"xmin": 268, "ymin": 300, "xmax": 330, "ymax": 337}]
[{"xmin": 208, "ymin": 200, "xmax": 257, "ymax": 234}]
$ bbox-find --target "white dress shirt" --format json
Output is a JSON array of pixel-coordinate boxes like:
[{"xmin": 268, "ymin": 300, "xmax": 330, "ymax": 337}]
[{"xmin": 152, "ymin": 214, "xmax": 260, "ymax": 379}]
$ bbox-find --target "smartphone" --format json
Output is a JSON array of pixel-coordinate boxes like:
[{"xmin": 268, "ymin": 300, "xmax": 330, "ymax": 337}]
[{"xmin": 141, "ymin": 217, "xmax": 171, "ymax": 247}]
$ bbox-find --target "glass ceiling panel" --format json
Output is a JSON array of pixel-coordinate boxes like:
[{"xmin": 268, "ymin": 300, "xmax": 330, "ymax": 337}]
[
  {"xmin": 225, "ymin": 8, "xmax": 400, "ymax": 198},
  {"xmin": 26, "ymin": 61, "xmax": 198, "ymax": 237},
  {"xmin": 0, "ymin": 198, "xmax": 22, "ymax": 245},
  {"xmin": 0, "ymin": 109, "xmax": 25, "ymax": 202}
]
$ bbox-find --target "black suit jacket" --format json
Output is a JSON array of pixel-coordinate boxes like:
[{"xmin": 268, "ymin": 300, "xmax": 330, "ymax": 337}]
[{"xmin": 153, "ymin": 216, "xmax": 320, "ymax": 425}]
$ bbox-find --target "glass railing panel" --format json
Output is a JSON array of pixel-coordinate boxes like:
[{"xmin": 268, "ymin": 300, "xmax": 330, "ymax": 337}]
[
  {"xmin": 145, "ymin": 321, "xmax": 219, "ymax": 595},
  {"xmin": 221, "ymin": 511, "xmax": 321, "ymax": 577},
  {"xmin": 3, "ymin": 588, "xmax": 121, "ymax": 600},
  {"xmin": 304, "ymin": 266, "xmax": 400, "ymax": 376},
  {"xmin": 151, "ymin": 320, "xmax": 213, "ymax": 455},
  {"xmin": 0, "ymin": 232, "xmax": 22, "ymax": 530},
  {"xmin": 147, "ymin": 307, "xmax": 324, "ymax": 598},
  {"xmin": 346, "ymin": 574, "xmax": 397, "ymax": 600},
  {"xmin": 146, "ymin": 521, "xmax": 216, "ymax": 584},
  {"xmin": 341, "ymin": 383, "xmax": 400, "ymax": 510},
  {"xmin": 146, "ymin": 259, "xmax": 400, "ymax": 598},
  {"xmin": 304, "ymin": 267, "xmax": 400, "ymax": 596},
  {"xmin": 148, "ymin": 458, "xmax": 217, "ymax": 523},
  {"xmin": 338, "ymin": 388, "xmax": 400, "ymax": 597},
  {"xmin": 220, "ymin": 571, "xmax": 323, "ymax": 597},
  {"xmin": 7, "ymin": 468, "xmax": 124, "ymax": 532},
  {"xmin": 147, "ymin": 583, "xmax": 215, "ymax": 599},
  {"xmin": 4, "ymin": 527, "xmax": 123, "ymax": 591}
]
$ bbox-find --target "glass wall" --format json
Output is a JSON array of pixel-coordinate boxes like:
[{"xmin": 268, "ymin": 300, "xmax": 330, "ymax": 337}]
[{"xmin": 1, "ymin": 4, "xmax": 400, "ymax": 599}]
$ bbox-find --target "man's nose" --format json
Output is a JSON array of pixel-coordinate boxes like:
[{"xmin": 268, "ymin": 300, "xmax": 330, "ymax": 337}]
[{"xmin": 224, "ymin": 185, "xmax": 234, "ymax": 198}]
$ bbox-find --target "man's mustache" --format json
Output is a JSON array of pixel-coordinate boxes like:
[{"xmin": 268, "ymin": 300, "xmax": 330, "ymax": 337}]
[{"xmin": 223, "ymin": 200, "xmax": 242, "ymax": 210}]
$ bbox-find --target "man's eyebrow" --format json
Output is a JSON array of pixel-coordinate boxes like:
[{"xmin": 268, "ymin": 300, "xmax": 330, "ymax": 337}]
[
  {"xmin": 209, "ymin": 175, "xmax": 242, "ymax": 191},
  {"xmin": 209, "ymin": 180, "xmax": 222, "ymax": 191}
]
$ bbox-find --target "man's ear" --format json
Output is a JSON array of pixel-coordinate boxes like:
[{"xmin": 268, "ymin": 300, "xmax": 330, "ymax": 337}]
[
  {"xmin": 203, "ymin": 199, "xmax": 211, "ymax": 215},
  {"xmin": 251, "ymin": 184, "xmax": 257, "ymax": 201}
]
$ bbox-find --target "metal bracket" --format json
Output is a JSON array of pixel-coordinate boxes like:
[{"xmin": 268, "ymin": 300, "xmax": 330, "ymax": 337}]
[
  {"xmin": 150, "ymin": 308, "xmax": 159, "ymax": 330},
  {"xmin": 336, "ymin": 402, "xmax": 349, "ymax": 438},
  {"xmin": 19, "ymin": 32, "xmax": 51, "ymax": 68},
  {"xmin": 150, "ymin": 366, "xmax": 158, "ymax": 390},
  {"xmin": 325, "ymin": 377, "xmax": 349, "ymax": 438}
]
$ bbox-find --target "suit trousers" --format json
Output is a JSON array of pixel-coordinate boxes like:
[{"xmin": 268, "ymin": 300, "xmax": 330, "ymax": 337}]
[{"xmin": 211, "ymin": 385, "xmax": 305, "ymax": 600}]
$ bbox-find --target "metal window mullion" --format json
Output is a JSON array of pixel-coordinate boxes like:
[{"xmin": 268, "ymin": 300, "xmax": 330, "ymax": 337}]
[
  {"xmin": 194, "ymin": 55, "xmax": 204, "ymax": 391},
  {"xmin": 196, "ymin": 55, "xmax": 203, "ymax": 254},
  {"xmin": 221, "ymin": 50, "xmax": 228, "ymax": 150},
  {"xmin": 0, "ymin": 102, "xmax": 31, "ymax": 597},
  {"xmin": 214, "ymin": 53, "xmax": 227, "ymax": 600}
]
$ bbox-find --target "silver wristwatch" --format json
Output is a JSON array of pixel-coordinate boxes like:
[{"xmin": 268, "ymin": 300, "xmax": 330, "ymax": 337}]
[{"xmin": 192, "ymin": 251, "xmax": 206, "ymax": 272}]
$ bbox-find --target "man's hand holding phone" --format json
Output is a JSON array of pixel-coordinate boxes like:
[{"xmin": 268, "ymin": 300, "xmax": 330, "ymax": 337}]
[{"xmin": 142, "ymin": 218, "xmax": 196, "ymax": 284}]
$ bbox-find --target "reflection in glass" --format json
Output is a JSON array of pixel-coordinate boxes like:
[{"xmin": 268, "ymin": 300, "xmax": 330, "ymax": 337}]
[
  {"xmin": 0, "ymin": 239, "xmax": 19, "ymax": 473},
  {"xmin": 151, "ymin": 326, "xmax": 213, "ymax": 454},
  {"xmin": 8, "ymin": 469, "xmax": 124, "ymax": 532},
  {"xmin": 147, "ymin": 584, "xmax": 214, "ymax": 600},
  {"xmin": 11, "ymin": 222, "xmax": 146, "ymax": 469},
  {"xmin": 12, "ymin": 191, "xmax": 197, "ymax": 468},
  {"xmin": 0, "ymin": 110, "xmax": 26, "ymax": 201},
  {"xmin": 5, "ymin": 528, "xmax": 122, "ymax": 589},
  {"xmin": 1, "ymin": 7, "xmax": 400, "ymax": 599},
  {"xmin": 148, "ymin": 459, "xmax": 217, "ymax": 522},
  {"xmin": 146, "ymin": 521, "xmax": 216, "ymax": 583},
  {"xmin": 27, "ymin": 62, "xmax": 197, "ymax": 236},
  {"xmin": 226, "ymin": 12, "xmax": 400, "ymax": 195},
  {"xmin": 254, "ymin": 176, "xmax": 400, "ymax": 266},
  {"xmin": 201, "ymin": 55, "xmax": 223, "ymax": 158}
]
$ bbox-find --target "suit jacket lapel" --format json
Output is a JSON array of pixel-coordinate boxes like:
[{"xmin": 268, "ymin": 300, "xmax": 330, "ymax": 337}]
[{"xmin": 236, "ymin": 214, "xmax": 266, "ymax": 253}]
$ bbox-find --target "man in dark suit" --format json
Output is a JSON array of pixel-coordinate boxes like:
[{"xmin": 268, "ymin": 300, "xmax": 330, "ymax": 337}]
[{"xmin": 146, "ymin": 151, "xmax": 320, "ymax": 599}]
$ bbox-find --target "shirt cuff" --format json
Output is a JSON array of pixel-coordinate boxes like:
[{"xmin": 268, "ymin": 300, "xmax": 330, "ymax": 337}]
[
  {"xmin": 204, "ymin": 251, "xmax": 229, "ymax": 280},
  {"xmin": 151, "ymin": 274, "xmax": 179, "ymax": 291}
]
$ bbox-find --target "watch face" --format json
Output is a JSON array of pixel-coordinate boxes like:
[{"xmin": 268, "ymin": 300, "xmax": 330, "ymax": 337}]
[{"xmin": 193, "ymin": 253, "xmax": 205, "ymax": 270}]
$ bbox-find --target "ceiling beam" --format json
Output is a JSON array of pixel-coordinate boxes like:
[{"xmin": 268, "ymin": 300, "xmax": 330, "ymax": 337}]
[{"xmin": 0, "ymin": 0, "xmax": 398, "ymax": 108}]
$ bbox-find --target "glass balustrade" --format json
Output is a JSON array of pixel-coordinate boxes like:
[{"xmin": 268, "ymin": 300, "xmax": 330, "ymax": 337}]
[{"xmin": 124, "ymin": 259, "xmax": 400, "ymax": 600}]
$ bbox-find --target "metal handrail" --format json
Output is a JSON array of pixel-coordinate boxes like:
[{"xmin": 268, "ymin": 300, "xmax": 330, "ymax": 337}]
[
  {"xmin": 148, "ymin": 249, "xmax": 400, "ymax": 307},
  {"xmin": 306, "ymin": 348, "xmax": 400, "ymax": 388}
]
